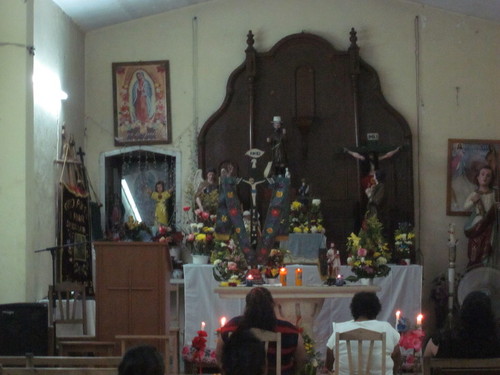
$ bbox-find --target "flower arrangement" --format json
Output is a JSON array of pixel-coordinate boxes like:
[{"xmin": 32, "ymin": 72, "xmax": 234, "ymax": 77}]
[
  {"xmin": 289, "ymin": 199, "xmax": 325, "ymax": 234},
  {"xmin": 397, "ymin": 315, "xmax": 425, "ymax": 372},
  {"xmin": 211, "ymin": 239, "xmax": 248, "ymax": 282},
  {"xmin": 151, "ymin": 224, "xmax": 184, "ymax": 245},
  {"xmin": 345, "ymin": 216, "xmax": 391, "ymax": 281},
  {"xmin": 263, "ymin": 248, "xmax": 290, "ymax": 279},
  {"xmin": 394, "ymin": 222, "xmax": 415, "ymax": 260},
  {"xmin": 182, "ymin": 206, "xmax": 216, "ymax": 256},
  {"xmin": 121, "ymin": 215, "xmax": 152, "ymax": 241},
  {"xmin": 301, "ymin": 333, "xmax": 323, "ymax": 375}
]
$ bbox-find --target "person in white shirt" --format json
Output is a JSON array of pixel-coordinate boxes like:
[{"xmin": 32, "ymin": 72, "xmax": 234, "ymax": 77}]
[{"xmin": 325, "ymin": 292, "xmax": 401, "ymax": 375}]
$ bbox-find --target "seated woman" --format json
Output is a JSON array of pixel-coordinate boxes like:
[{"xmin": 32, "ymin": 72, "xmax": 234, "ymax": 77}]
[
  {"xmin": 424, "ymin": 291, "xmax": 500, "ymax": 358},
  {"xmin": 325, "ymin": 292, "xmax": 401, "ymax": 375},
  {"xmin": 118, "ymin": 345, "xmax": 164, "ymax": 375},
  {"xmin": 215, "ymin": 287, "xmax": 306, "ymax": 375},
  {"xmin": 221, "ymin": 329, "xmax": 266, "ymax": 375}
]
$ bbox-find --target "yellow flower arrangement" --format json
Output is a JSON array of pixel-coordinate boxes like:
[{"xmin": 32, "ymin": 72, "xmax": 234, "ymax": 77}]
[
  {"xmin": 346, "ymin": 216, "xmax": 391, "ymax": 281},
  {"xmin": 289, "ymin": 199, "xmax": 325, "ymax": 234}
]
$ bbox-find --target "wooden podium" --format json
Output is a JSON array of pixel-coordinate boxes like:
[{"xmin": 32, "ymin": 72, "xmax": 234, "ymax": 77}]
[{"xmin": 94, "ymin": 242, "xmax": 171, "ymax": 353}]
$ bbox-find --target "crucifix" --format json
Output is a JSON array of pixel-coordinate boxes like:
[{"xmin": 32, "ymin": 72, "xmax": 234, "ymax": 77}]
[{"xmin": 244, "ymin": 148, "xmax": 267, "ymax": 247}]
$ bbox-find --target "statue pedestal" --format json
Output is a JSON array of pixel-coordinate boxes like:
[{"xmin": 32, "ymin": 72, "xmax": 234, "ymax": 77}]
[{"xmin": 215, "ymin": 285, "xmax": 379, "ymax": 336}]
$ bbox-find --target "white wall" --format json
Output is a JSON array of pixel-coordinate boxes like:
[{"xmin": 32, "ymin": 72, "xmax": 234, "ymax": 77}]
[
  {"xmin": 0, "ymin": 0, "xmax": 85, "ymax": 304},
  {"xmin": 0, "ymin": 0, "xmax": 33, "ymax": 303},
  {"xmin": 84, "ymin": 0, "xmax": 500, "ymax": 329},
  {"xmin": 30, "ymin": 0, "xmax": 85, "ymax": 301}
]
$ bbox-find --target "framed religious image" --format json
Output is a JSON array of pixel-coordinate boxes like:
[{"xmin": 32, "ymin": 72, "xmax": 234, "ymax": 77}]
[
  {"xmin": 112, "ymin": 60, "xmax": 172, "ymax": 146},
  {"xmin": 446, "ymin": 139, "xmax": 500, "ymax": 216}
]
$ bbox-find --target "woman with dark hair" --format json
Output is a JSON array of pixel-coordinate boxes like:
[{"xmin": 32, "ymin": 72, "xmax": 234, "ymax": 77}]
[
  {"xmin": 325, "ymin": 292, "xmax": 401, "ymax": 375},
  {"xmin": 424, "ymin": 291, "xmax": 500, "ymax": 358},
  {"xmin": 118, "ymin": 345, "xmax": 164, "ymax": 375},
  {"xmin": 221, "ymin": 329, "xmax": 266, "ymax": 375},
  {"xmin": 215, "ymin": 287, "xmax": 306, "ymax": 375}
]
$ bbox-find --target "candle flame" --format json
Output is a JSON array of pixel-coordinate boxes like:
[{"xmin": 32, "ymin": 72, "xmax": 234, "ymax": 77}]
[
  {"xmin": 396, "ymin": 310, "xmax": 401, "ymax": 318},
  {"xmin": 201, "ymin": 321, "xmax": 206, "ymax": 330},
  {"xmin": 220, "ymin": 317, "xmax": 227, "ymax": 327},
  {"xmin": 417, "ymin": 313, "xmax": 423, "ymax": 323}
]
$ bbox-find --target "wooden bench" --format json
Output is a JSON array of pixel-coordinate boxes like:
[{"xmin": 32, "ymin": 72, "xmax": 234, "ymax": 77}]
[
  {"xmin": 0, "ymin": 367, "xmax": 117, "ymax": 375},
  {"xmin": 422, "ymin": 357, "xmax": 500, "ymax": 375},
  {"xmin": 0, "ymin": 355, "xmax": 121, "ymax": 375}
]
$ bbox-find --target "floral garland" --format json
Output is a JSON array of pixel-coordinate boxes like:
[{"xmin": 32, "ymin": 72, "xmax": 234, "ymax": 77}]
[{"xmin": 345, "ymin": 216, "xmax": 391, "ymax": 281}]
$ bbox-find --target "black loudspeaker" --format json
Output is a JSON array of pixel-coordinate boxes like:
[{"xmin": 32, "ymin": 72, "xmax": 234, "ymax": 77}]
[{"xmin": 0, "ymin": 302, "xmax": 48, "ymax": 355}]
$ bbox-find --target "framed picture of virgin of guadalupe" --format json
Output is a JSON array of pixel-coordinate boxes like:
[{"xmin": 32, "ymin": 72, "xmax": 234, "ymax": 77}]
[
  {"xmin": 112, "ymin": 60, "xmax": 172, "ymax": 146},
  {"xmin": 446, "ymin": 139, "xmax": 500, "ymax": 216}
]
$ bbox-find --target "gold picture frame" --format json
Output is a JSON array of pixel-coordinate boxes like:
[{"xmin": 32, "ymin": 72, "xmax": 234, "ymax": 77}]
[
  {"xmin": 446, "ymin": 138, "xmax": 500, "ymax": 216},
  {"xmin": 112, "ymin": 60, "xmax": 172, "ymax": 145}
]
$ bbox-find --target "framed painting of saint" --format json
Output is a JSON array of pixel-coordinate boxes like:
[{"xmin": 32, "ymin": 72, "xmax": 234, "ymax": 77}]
[
  {"xmin": 446, "ymin": 139, "xmax": 500, "ymax": 216},
  {"xmin": 112, "ymin": 60, "xmax": 172, "ymax": 146}
]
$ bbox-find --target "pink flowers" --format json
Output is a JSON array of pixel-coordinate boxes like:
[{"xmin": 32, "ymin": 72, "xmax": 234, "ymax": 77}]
[
  {"xmin": 399, "ymin": 329, "xmax": 425, "ymax": 351},
  {"xmin": 357, "ymin": 248, "xmax": 368, "ymax": 257}
]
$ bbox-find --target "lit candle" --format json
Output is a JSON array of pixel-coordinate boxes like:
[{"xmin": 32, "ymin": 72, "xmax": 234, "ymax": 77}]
[
  {"xmin": 335, "ymin": 274, "xmax": 345, "ymax": 286},
  {"xmin": 295, "ymin": 268, "xmax": 303, "ymax": 286},
  {"xmin": 201, "ymin": 321, "xmax": 206, "ymax": 331},
  {"xmin": 246, "ymin": 273, "xmax": 254, "ymax": 287},
  {"xmin": 416, "ymin": 313, "xmax": 423, "ymax": 328},
  {"xmin": 395, "ymin": 310, "xmax": 401, "ymax": 329},
  {"xmin": 220, "ymin": 316, "xmax": 227, "ymax": 328},
  {"xmin": 279, "ymin": 267, "xmax": 287, "ymax": 286}
]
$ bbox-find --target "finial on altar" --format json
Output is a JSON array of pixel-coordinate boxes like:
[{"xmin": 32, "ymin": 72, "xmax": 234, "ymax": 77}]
[{"xmin": 448, "ymin": 223, "xmax": 457, "ymax": 247}]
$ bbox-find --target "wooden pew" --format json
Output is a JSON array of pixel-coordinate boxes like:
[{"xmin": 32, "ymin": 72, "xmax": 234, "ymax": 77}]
[
  {"xmin": 422, "ymin": 357, "xmax": 500, "ymax": 375},
  {"xmin": 0, "ymin": 368, "xmax": 117, "ymax": 375},
  {"xmin": 0, "ymin": 356, "xmax": 121, "ymax": 375}
]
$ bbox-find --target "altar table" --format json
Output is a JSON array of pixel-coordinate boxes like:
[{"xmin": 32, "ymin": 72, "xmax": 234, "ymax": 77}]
[{"xmin": 183, "ymin": 264, "xmax": 422, "ymax": 356}]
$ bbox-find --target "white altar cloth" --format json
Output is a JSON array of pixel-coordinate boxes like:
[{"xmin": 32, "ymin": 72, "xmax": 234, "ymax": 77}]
[{"xmin": 183, "ymin": 264, "xmax": 422, "ymax": 355}]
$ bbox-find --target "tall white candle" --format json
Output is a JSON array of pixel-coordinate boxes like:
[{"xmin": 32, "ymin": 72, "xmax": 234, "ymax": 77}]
[
  {"xmin": 395, "ymin": 310, "xmax": 401, "ymax": 329},
  {"xmin": 416, "ymin": 314, "xmax": 423, "ymax": 328}
]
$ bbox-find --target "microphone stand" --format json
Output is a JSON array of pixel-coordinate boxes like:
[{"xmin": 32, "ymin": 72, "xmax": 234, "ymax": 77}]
[{"xmin": 34, "ymin": 242, "xmax": 87, "ymax": 287}]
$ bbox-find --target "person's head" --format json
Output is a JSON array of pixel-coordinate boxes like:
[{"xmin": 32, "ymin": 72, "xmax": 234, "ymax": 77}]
[
  {"xmin": 118, "ymin": 345, "xmax": 165, "ymax": 375},
  {"xmin": 375, "ymin": 169, "xmax": 385, "ymax": 184},
  {"xmin": 242, "ymin": 287, "xmax": 277, "ymax": 330},
  {"xmin": 350, "ymin": 292, "xmax": 381, "ymax": 320},
  {"xmin": 460, "ymin": 291, "xmax": 496, "ymax": 332},
  {"xmin": 272, "ymin": 116, "xmax": 282, "ymax": 129},
  {"xmin": 136, "ymin": 71, "xmax": 145, "ymax": 80},
  {"xmin": 243, "ymin": 210, "xmax": 251, "ymax": 219},
  {"xmin": 206, "ymin": 168, "xmax": 216, "ymax": 182},
  {"xmin": 475, "ymin": 166, "xmax": 494, "ymax": 189},
  {"xmin": 155, "ymin": 181, "xmax": 165, "ymax": 192},
  {"xmin": 221, "ymin": 329, "xmax": 266, "ymax": 375}
]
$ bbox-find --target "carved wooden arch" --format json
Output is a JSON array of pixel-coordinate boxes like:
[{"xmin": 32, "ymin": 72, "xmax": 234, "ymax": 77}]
[{"xmin": 198, "ymin": 29, "xmax": 413, "ymax": 259}]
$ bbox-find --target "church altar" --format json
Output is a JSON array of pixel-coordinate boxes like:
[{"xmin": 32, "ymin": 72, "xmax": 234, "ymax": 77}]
[
  {"xmin": 215, "ymin": 284, "xmax": 379, "ymax": 338},
  {"xmin": 183, "ymin": 264, "xmax": 422, "ymax": 355}
]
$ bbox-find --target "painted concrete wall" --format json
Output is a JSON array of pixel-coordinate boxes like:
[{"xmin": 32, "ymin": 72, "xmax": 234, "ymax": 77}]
[
  {"xmin": 0, "ymin": 0, "xmax": 85, "ymax": 304},
  {"xmin": 84, "ymin": 0, "xmax": 500, "ymax": 328},
  {"xmin": 0, "ymin": 0, "xmax": 32, "ymax": 303},
  {"xmin": 30, "ymin": 0, "xmax": 85, "ymax": 301}
]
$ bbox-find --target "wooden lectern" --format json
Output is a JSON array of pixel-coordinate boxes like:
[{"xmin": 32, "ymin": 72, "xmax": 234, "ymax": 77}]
[{"xmin": 94, "ymin": 242, "xmax": 171, "ymax": 354}]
